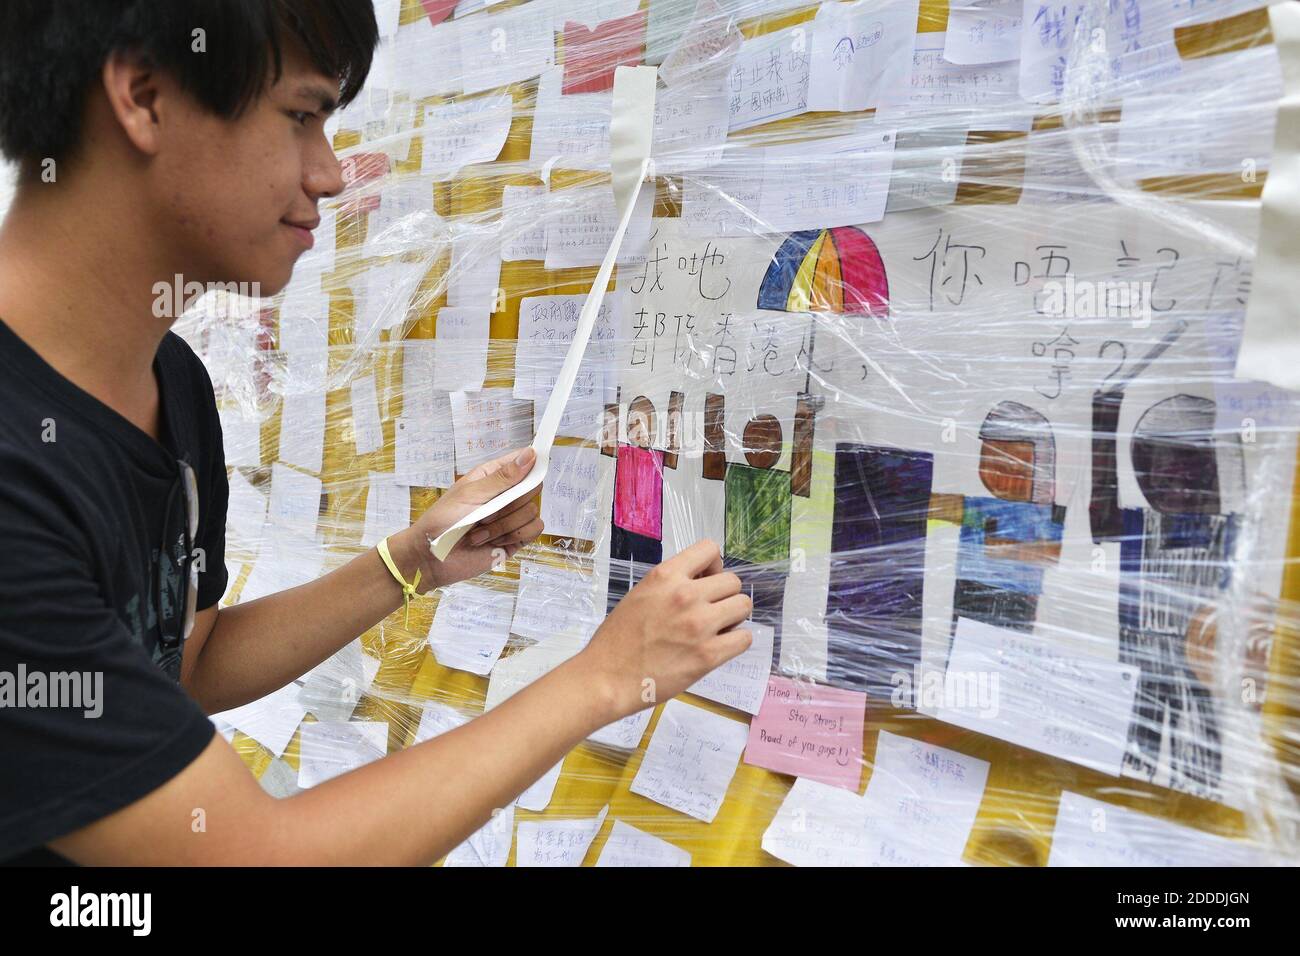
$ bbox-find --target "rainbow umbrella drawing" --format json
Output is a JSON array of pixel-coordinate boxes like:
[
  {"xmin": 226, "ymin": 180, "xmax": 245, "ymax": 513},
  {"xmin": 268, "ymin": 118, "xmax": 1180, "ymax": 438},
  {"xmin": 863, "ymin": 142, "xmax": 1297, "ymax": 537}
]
[{"xmin": 757, "ymin": 226, "xmax": 889, "ymax": 316}]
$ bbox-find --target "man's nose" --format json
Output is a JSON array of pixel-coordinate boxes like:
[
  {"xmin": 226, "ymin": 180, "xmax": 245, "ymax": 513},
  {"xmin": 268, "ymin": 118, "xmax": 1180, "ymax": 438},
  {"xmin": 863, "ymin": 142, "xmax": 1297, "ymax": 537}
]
[{"xmin": 306, "ymin": 132, "xmax": 346, "ymax": 200}]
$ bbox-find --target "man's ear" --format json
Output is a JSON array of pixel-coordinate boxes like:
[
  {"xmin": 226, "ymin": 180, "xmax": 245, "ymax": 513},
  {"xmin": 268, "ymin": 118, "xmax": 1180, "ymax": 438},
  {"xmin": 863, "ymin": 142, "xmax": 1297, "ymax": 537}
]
[{"xmin": 101, "ymin": 50, "xmax": 165, "ymax": 157}]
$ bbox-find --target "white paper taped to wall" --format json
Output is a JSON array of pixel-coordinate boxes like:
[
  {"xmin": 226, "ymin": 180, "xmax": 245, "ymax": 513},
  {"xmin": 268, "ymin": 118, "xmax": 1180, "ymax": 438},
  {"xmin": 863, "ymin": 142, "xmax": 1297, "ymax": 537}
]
[{"xmin": 428, "ymin": 64, "xmax": 658, "ymax": 562}]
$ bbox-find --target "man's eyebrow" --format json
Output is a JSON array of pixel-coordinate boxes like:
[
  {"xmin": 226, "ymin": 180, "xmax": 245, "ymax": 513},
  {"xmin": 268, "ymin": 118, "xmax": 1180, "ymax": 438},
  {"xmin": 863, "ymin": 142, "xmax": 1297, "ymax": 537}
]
[{"xmin": 296, "ymin": 84, "xmax": 340, "ymax": 114}]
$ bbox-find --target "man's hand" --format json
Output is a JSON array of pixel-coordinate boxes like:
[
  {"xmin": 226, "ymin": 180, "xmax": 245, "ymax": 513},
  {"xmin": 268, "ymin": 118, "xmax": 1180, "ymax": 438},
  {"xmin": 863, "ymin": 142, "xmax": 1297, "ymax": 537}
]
[
  {"xmin": 396, "ymin": 447, "xmax": 545, "ymax": 589},
  {"xmin": 575, "ymin": 539, "xmax": 753, "ymax": 721}
]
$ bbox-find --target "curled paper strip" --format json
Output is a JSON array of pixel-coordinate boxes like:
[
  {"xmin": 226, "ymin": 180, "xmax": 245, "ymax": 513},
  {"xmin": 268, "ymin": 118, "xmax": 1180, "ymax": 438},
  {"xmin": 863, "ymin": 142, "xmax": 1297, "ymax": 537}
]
[{"xmin": 429, "ymin": 64, "xmax": 659, "ymax": 562}]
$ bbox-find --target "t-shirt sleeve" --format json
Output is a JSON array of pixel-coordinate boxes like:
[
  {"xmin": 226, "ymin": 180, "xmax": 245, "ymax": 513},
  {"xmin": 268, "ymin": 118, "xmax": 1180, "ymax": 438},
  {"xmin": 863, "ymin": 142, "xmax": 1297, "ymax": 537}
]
[
  {"xmin": 0, "ymin": 458, "xmax": 216, "ymax": 861},
  {"xmin": 188, "ymin": 347, "xmax": 230, "ymax": 612}
]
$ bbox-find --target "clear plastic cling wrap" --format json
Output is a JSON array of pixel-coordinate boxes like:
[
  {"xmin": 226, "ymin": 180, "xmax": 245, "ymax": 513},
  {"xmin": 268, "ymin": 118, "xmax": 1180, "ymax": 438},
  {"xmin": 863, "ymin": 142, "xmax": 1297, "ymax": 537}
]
[{"xmin": 173, "ymin": 0, "xmax": 1300, "ymax": 866}]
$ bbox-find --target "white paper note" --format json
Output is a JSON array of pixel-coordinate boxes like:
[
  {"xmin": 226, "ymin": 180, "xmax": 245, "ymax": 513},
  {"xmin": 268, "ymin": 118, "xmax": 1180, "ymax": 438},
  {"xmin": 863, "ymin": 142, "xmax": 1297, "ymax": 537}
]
[
  {"xmin": 449, "ymin": 388, "xmax": 534, "ymax": 473},
  {"xmin": 595, "ymin": 819, "xmax": 692, "ymax": 867},
  {"xmin": 350, "ymin": 374, "xmax": 385, "ymax": 455},
  {"xmin": 1048, "ymin": 791, "xmax": 1264, "ymax": 866},
  {"xmin": 807, "ymin": 0, "xmax": 920, "ymax": 112},
  {"xmin": 687, "ymin": 621, "xmax": 774, "ymax": 716},
  {"xmin": 433, "ymin": 308, "xmax": 491, "ymax": 392},
  {"xmin": 360, "ymin": 472, "xmax": 411, "ymax": 547},
  {"xmin": 933, "ymin": 618, "xmax": 1139, "ymax": 778},
  {"xmin": 944, "ymin": 0, "xmax": 1023, "ymax": 65},
  {"xmin": 428, "ymin": 583, "xmax": 516, "ymax": 675},
  {"xmin": 297, "ymin": 721, "xmax": 389, "ymax": 788},
  {"xmin": 516, "ymin": 805, "xmax": 609, "ymax": 866},
  {"xmin": 629, "ymin": 699, "xmax": 749, "ymax": 822}
]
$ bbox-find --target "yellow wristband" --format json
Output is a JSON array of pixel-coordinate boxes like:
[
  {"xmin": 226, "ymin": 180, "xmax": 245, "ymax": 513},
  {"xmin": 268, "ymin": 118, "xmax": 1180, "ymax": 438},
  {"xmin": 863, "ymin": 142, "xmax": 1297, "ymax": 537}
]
[{"xmin": 377, "ymin": 536, "xmax": 422, "ymax": 628}]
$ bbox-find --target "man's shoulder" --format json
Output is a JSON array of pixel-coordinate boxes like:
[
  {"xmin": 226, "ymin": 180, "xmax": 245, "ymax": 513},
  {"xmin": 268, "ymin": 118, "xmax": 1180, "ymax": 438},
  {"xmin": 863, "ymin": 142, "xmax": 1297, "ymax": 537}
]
[{"xmin": 158, "ymin": 330, "xmax": 217, "ymax": 391}]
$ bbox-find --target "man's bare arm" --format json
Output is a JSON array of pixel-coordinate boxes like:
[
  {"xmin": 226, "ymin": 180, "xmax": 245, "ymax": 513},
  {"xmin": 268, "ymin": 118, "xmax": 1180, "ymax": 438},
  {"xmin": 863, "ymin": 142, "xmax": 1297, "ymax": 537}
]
[
  {"xmin": 52, "ymin": 650, "xmax": 613, "ymax": 865},
  {"xmin": 185, "ymin": 450, "xmax": 543, "ymax": 715},
  {"xmin": 51, "ymin": 540, "xmax": 752, "ymax": 866}
]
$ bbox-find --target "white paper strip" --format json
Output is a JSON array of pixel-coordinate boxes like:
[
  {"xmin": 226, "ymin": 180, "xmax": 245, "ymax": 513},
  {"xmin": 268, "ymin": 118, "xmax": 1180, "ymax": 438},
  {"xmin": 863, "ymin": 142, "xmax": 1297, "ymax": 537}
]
[{"xmin": 428, "ymin": 64, "xmax": 658, "ymax": 561}]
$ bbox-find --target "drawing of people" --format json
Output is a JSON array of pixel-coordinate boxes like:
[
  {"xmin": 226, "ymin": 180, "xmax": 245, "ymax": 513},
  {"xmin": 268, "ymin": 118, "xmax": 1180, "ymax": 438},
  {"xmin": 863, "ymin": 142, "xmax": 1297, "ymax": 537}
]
[
  {"xmin": 717, "ymin": 412, "xmax": 794, "ymax": 664},
  {"xmin": 605, "ymin": 394, "xmax": 665, "ymax": 606},
  {"xmin": 1091, "ymin": 388, "xmax": 1241, "ymax": 799},
  {"xmin": 930, "ymin": 401, "xmax": 1066, "ymax": 665},
  {"xmin": 824, "ymin": 442, "xmax": 934, "ymax": 701}
]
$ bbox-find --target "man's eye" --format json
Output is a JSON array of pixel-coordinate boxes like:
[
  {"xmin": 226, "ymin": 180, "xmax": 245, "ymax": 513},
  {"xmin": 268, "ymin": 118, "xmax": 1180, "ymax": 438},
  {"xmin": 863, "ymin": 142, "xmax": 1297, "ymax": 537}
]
[{"xmin": 288, "ymin": 110, "xmax": 313, "ymax": 126}]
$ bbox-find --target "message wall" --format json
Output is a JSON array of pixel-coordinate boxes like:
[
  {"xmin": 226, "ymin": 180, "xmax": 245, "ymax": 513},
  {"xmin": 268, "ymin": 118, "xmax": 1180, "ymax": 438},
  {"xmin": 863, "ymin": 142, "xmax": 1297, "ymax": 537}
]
[{"xmin": 180, "ymin": 0, "xmax": 1300, "ymax": 865}]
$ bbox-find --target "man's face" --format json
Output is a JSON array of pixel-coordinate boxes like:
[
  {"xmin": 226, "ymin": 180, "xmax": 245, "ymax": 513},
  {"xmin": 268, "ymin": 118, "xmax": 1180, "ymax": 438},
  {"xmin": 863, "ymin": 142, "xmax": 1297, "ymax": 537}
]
[
  {"xmin": 979, "ymin": 439, "xmax": 1035, "ymax": 503},
  {"xmin": 149, "ymin": 43, "xmax": 345, "ymax": 296}
]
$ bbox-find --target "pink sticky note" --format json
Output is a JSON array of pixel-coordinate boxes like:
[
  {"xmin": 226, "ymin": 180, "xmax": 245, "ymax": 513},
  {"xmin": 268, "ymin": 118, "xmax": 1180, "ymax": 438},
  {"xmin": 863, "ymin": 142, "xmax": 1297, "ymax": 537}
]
[{"xmin": 744, "ymin": 676, "xmax": 867, "ymax": 791}]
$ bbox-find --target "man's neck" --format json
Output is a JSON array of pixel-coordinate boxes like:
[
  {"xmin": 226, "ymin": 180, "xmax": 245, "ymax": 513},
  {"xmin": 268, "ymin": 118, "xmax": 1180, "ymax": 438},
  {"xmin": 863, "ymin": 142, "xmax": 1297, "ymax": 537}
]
[{"xmin": 0, "ymin": 167, "xmax": 179, "ymax": 440}]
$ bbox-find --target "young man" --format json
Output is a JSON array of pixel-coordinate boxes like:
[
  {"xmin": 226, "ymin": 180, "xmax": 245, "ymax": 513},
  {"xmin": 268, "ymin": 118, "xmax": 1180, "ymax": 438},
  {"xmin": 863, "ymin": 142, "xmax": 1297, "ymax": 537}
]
[{"xmin": 0, "ymin": 1, "xmax": 751, "ymax": 865}]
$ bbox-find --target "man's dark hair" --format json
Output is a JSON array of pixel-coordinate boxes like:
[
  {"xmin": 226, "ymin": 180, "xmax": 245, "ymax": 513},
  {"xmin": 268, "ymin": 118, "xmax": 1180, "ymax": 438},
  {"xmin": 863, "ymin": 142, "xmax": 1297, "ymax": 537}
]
[{"xmin": 0, "ymin": 0, "xmax": 379, "ymax": 169}]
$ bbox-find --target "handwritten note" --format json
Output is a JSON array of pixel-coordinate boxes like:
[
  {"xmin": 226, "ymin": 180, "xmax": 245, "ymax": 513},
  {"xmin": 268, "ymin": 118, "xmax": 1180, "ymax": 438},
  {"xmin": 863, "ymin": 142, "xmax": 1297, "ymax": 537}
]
[
  {"xmin": 514, "ymin": 292, "xmax": 624, "ymax": 403},
  {"xmin": 278, "ymin": 389, "xmax": 326, "ymax": 475},
  {"xmin": 652, "ymin": 82, "xmax": 729, "ymax": 174},
  {"xmin": 762, "ymin": 776, "xmax": 874, "ymax": 866},
  {"xmin": 350, "ymin": 374, "xmax": 384, "ymax": 455},
  {"xmin": 757, "ymin": 127, "xmax": 897, "ymax": 232},
  {"xmin": 434, "ymin": 308, "xmax": 491, "ymax": 392},
  {"xmin": 447, "ymin": 233, "xmax": 503, "ymax": 309},
  {"xmin": 501, "ymin": 185, "xmax": 549, "ymax": 261},
  {"xmin": 428, "ymin": 583, "xmax": 516, "ymax": 675},
  {"xmin": 237, "ymin": 529, "xmax": 324, "ymax": 605},
  {"xmin": 449, "ymin": 388, "xmax": 533, "ymax": 473},
  {"xmin": 458, "ymin": 0, "xmax": 557, "ymax": 94},
  {"xmin": 727, "ymin": 27, "xmax": 812, "ymax": 131},
  {"xmin": 933, "ymin": 617, "xmax": 1139, "ymax": 778},
  {"xmin": 539, "ymin": 445, "xmax": 602, "ymax": 540},
  {"xmin": 529, "ymin": 68, "xmax": 611, "ymax": 166},
  {"xmin": 296, "ymin": 721, "xmax": 389, "ymax": 789},
  {"xmin": 543, "ymin": 182, "xmax": 654, "ymax": 269},
  {"xmin": 884, "ymin": 127, "xmax": 966, "ymax": 213},
  {"xmin": 807, "ymin": 0, "xmax": 920, "ymax": 112},
  {"xmin": 1018, "ymin": 1, "xmax": 1086, "ymax": 102},
  {"xmin": 877, "ymin": 32, "xmax": 1028, "ymax": 127},
  {"xmin": 395, "ymin": 416, "xmax": 455, "ymax": 490},
  {"xmin": 743, "ymin": 675, "xmax": 867, "ymax": 791},
  {"xmin": 421, "ymin": 92, "xmax": 513, "ymax": 177},
  {"xmin": 516, "ymin": 805, "xmax": 609, "ymax": 866},
  {"xmin": 361, "ymin": 472, "xmax": 411, "ymax": 548},
  {"xmin": 395, "ymin": 13, "xmax": 464, "ymax": 99},
  {"xmin": 630, "ymin": 699, "xmax": 749, "ymax": 822},
  {"xmin": 510, "ymin": 559, "xmax": 604, "ymax": 643},
  {"xmin": 687, "ymin": 621, "xmax": 774, "ymax": 716},
  {"xmin": 1048, "ymin": 791, "xmax": 1263, "ymax": 866},
  {"xmin": 595, "ymin": 819, "xmax": 692, "ymax": 867},
  {"xmin": 268, "ymin": 463, "xmax": 323, "ymax": 538},
  {"xmin": 859, "ymin": 730, "xmax": 990, "ymax": 865},
  {"xmin": 945, "ymin": 0, "xmax": 1023, "ymax": 65}
]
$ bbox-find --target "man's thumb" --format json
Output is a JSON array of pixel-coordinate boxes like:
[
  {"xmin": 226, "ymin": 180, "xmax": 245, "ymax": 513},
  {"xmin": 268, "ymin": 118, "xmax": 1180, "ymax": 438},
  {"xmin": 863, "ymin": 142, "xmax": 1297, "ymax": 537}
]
[{"xmin": 483, "ymin": 448, "xmax": 535, "ymax": 492}]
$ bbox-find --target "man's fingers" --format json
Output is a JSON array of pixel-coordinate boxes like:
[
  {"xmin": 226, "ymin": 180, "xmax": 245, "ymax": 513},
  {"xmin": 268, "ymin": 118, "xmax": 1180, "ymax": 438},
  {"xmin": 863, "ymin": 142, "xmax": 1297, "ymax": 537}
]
[
  {"xmin": 710, "ymin": 593, "xmax": 753, "ymax": 632},
  {"xmin": 490, "ymin": 517, "xmax": 544, "ymax": 547},
  {"xmin": 668, "ymin": 539, "xmax": 724, "ymax": 579},
  {"xmin": 695, "ymin": 570, "xmax": 743, "ymax": 604},
  {"xmin": 468, "ymin": 498, "xmax": 537, "ymax": 545},
  {"xmin": 467, "ymin": 447, "xmax": 536, "ymax": 501},
  {"xmin": 707, "ymin": 628, "xmax": 754, "ymax": 669},
  {"xmin": 472, "ymin": 503, "xmax": 540, "ymax": 546}
]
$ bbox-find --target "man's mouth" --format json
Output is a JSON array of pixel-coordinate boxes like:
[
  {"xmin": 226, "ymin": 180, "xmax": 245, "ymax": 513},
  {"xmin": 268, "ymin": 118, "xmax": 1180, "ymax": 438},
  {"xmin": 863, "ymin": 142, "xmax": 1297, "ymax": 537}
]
[{"xmin": 282, "ymin": 218, "xmax": 319, "ymax": 250}]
